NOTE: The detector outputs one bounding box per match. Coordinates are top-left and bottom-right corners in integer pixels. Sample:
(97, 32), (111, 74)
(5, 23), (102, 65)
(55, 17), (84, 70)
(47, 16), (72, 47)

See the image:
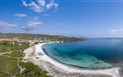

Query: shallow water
(42, 39), (123, 69)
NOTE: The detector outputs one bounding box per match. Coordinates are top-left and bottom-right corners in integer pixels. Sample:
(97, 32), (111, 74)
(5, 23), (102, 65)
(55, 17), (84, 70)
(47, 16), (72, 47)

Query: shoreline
(35, 43), (120, 77)
(23, 43), (121, 77)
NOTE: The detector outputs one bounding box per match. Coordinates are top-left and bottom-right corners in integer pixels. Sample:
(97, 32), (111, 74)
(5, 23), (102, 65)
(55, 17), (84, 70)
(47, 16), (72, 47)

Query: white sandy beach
(23, 43), (122, 77)
(33, 43), (120, 77)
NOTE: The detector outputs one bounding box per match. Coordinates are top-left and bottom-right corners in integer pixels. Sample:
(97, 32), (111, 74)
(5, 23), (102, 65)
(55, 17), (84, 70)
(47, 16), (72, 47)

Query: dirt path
(0, 51), (12, 55)
(17, 58), (25, 74)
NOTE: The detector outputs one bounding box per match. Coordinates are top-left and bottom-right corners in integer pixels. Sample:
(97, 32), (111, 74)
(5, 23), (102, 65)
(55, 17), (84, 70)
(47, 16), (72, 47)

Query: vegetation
(0, 56), (19, 77)
(0, 33), (85, 77)
(0, 41), (13, 53)
(0, 33), (84, 42)
(0, 41), (52, 77)
(17, 62), (52, 77)
(0, 41), (29, 54)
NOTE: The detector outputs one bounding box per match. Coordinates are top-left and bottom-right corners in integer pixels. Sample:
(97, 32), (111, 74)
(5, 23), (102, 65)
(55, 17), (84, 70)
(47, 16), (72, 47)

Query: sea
(42, 39), (123, 69)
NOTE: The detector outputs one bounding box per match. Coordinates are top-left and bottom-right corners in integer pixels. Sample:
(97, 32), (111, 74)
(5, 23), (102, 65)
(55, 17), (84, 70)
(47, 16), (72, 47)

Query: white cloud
(22, 18), (42, 30)
(53, 3), (59, 9)
(46, 0), (58, 10)
(22, 0), (59, 13)
(38, 0), (46, 7)
(111, 29), (123, 34)
(15, 14), (27, 17)
(22, 0), (28, 6)
(0, 21), (18, 29)
(29, 1), (44, 13)
(46, 0), (54, 9)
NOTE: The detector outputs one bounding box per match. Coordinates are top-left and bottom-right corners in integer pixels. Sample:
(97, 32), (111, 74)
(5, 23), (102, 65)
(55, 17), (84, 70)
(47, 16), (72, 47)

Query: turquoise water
(42, 39), (123, 69)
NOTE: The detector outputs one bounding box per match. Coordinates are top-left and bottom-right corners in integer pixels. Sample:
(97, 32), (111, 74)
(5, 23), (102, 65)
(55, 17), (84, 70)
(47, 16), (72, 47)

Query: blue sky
(0, 0), (123, 37)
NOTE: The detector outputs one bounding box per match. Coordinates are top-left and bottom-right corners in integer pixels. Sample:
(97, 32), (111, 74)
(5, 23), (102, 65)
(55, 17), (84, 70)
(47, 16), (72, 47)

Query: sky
(0, 0), (123, 37)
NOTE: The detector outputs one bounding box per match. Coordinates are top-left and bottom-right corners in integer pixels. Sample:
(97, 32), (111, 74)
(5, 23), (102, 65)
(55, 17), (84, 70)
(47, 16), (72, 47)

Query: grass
(18, 62), (52, 77)
(0, 56), (19, 77)
(0, 72), (10, 77)
(0, 45), (13, 53)
(10, 50), (24, 57)
(0, 41), (52, 77)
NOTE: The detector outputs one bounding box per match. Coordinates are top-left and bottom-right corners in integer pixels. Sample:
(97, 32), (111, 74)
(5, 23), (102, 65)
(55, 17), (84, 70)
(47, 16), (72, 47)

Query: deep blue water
(42, 39), (123, 69)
